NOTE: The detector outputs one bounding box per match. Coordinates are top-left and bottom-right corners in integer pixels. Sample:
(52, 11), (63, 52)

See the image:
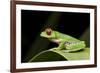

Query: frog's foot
(49, 47), (61, 51)
(61, 50), (71, 53)
(62, 49), (84, 53)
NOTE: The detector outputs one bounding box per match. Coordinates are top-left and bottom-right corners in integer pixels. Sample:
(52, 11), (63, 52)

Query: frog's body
(40, 29), (86, 52)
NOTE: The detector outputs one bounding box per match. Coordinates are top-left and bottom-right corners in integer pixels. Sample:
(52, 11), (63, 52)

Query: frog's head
(40, 28), (55, 39)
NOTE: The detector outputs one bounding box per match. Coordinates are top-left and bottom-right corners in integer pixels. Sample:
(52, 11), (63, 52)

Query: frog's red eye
(45, 28), (52, 35)
(46, 30), (51, 35)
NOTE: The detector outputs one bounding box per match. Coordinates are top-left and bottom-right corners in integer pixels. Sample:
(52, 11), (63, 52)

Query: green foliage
(29, 48), (90, 62)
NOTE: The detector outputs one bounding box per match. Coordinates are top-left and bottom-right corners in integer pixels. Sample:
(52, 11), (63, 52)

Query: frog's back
(54, 31), (80, 42)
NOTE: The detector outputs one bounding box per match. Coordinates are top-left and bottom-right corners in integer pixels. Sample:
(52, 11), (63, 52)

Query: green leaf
(52, 48), (90, 60)
(29, 50), (67, 62)
(29, 48), (90, 62)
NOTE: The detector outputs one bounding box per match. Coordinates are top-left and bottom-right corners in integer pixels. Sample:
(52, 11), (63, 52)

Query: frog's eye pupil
(45, 28), (52, 35)
(46, 30), (51, 35)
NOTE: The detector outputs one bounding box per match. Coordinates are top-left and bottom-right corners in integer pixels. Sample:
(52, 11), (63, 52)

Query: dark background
(21, 10), (90, 62)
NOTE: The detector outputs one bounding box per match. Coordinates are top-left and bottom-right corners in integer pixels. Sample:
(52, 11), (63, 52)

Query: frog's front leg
(50, 40), (66, 50)
(63, 41), (86, 52)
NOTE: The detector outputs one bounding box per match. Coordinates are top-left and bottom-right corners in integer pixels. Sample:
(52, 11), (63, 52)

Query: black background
(21, 10), (90, 62)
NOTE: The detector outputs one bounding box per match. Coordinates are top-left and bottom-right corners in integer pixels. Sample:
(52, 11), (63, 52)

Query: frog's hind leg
(64, 41), (86, 52)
